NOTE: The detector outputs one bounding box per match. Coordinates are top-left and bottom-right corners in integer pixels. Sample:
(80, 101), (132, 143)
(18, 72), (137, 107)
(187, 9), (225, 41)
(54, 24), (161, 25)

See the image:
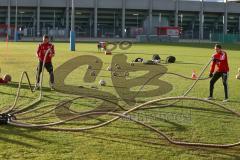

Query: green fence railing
(211, 33), (240, 43)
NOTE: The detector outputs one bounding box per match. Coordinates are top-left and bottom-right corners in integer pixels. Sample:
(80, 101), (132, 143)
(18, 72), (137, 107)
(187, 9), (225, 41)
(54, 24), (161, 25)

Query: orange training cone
(192, 70), (198, 80)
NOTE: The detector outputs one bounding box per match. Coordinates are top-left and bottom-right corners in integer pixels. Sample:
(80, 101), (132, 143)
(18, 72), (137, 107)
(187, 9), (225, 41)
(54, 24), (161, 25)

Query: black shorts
(37, 61), (53, 73)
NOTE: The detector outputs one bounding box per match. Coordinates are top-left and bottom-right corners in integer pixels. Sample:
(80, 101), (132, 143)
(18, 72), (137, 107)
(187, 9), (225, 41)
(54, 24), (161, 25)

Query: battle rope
(8, 97), (240, 148)
(0, 48), (52, 116)
(140, 58), (212, 109)
(1, 55), (240, 148)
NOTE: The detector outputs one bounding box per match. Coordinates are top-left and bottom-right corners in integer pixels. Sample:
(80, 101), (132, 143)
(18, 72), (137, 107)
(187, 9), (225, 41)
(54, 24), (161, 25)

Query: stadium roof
(183, 0), (223, 1)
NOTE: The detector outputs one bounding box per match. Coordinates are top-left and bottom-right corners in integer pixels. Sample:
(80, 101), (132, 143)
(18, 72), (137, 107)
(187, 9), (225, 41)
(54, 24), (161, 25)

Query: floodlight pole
(53, 10), (56, 39)
(239, 16), (240, 33)
(66, 0), (70, 39)
(14, 0), (18, 42)
(121, 0), (126, 38)
(199, 0), (204, 41)
(37, 0), (40, 37)
(149, 0), (153, 35)
(223, 0), (228, 35)
(137, 15), (139, 29)
(180, 14), (183, 29)
(174, 0), (179, 27)
(94, 0), (98, 38)
(70, 0), (75, 51)
(89, 13), (92, 38)
(159, 13), (162, 27)
(113, 11), (116, 37)
(7, 0), (11, 37)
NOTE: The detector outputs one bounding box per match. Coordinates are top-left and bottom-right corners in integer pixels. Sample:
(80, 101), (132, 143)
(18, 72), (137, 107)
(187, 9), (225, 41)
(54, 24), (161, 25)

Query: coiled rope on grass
(1, 55), (240, 148)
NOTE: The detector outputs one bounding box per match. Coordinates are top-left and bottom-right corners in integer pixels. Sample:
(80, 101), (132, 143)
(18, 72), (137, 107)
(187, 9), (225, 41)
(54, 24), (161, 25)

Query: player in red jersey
(207, 44), (229, 102)
(35, 35), (55, 90)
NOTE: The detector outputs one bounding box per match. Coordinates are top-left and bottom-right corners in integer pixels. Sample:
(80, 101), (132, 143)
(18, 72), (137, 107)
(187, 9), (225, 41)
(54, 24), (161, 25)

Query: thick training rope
(6, 69), (209, 119)
(140, 58), (212, 109)
(1, 56), (240, 149)
(9, 109), (240, 148)
(8, 95), (240, 148)
(7, 96), (240, 148)
(1, 48), (52, 115)
(1, 72), (34, 114)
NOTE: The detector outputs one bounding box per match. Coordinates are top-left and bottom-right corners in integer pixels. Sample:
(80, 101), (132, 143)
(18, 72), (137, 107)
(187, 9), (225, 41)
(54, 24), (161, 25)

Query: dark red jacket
(0, 78), (7, 84)
(37, 42), (55, 63)
(210, 51), (229, 74)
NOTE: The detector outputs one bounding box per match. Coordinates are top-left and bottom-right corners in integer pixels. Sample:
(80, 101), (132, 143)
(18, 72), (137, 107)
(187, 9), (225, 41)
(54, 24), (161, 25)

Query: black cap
(43, 35), (49, 39)
(215, 44), (222, 49)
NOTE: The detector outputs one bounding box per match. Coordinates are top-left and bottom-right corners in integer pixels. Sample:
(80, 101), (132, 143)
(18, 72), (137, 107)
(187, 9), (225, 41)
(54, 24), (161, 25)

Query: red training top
(37, 42), (55, 63)
(210, 51), (229, 74)
(0, 78), (7, 84)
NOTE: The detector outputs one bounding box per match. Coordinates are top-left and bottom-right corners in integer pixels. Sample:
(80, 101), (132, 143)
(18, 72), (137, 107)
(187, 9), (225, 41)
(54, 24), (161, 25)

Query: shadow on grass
(0, 137), (36, 148)
(8, 82), (51, 92)
(0, 91), (34, 100)
(0, 127), (53, 148)
(149, 103), (233, 116)
(81, 129), (240, 159)
(175, 61), (203, 65)
(82, 130), (169, 149)
(113, 121), (186, 132)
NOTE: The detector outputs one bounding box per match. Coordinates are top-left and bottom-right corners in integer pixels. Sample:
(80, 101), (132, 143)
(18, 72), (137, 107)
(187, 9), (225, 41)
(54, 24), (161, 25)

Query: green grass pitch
(0, 42), (240, 160)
